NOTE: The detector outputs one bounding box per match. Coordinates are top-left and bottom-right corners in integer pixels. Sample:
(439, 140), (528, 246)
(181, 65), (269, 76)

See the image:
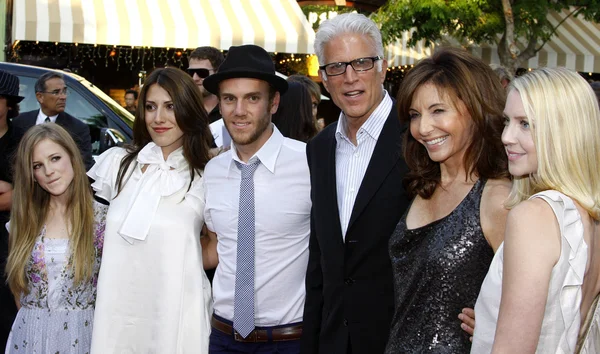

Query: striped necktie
(233, 159), (260, 338)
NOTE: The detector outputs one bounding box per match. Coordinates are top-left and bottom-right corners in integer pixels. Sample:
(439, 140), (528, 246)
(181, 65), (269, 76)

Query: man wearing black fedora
(0, 69), (25, 351)
(201, 44), (311, 353)
(12, 72), (94, 170)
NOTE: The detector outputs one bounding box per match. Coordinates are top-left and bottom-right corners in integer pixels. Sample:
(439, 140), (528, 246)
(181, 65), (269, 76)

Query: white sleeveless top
(471, 190), (588, 353)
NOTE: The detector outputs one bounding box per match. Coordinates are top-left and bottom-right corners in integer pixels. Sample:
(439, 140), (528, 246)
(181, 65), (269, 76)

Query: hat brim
(204, 70), (288, 96)
(0, 94), (24, 103)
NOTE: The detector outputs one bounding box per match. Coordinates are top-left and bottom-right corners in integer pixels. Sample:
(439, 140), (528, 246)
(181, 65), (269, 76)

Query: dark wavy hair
(116, 67), (212, 193)
(398, 47), (509, 199)
(272, 81), (318, 142)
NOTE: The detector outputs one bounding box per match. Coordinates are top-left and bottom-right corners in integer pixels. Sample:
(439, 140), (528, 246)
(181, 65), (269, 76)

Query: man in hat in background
(0, 69), (25, 350)
(12, 72), (94, 170)
(201, 44), (311, 353)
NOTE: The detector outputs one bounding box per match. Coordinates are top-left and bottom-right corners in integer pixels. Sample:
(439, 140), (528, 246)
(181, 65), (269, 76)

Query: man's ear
(270, 91), (281, 114)
(35, 92), (43, 105)
(319, 70), (330, 93)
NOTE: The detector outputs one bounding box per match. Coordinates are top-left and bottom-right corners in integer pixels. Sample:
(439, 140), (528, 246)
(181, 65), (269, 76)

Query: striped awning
(384, 31), (433, 68)
(12, 0), (316, 54)
(457, 8), (600, 73)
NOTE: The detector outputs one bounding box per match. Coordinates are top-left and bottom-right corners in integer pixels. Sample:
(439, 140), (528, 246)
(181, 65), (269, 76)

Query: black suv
(0, 62), (134, 156)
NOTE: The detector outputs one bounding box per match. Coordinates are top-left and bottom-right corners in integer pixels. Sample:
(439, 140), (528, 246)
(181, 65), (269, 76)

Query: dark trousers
(209, 315), (301, 354)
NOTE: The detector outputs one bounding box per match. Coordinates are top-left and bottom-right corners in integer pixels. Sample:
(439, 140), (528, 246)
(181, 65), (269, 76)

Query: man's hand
(458, 307), (475, 342)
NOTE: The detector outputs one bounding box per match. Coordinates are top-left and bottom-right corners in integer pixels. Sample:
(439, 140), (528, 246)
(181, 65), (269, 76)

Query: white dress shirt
(209, 118), (232, 149)
(204, 125), (311, 326)
(36, 110), (58, 125)
(335, 91), (392, 239)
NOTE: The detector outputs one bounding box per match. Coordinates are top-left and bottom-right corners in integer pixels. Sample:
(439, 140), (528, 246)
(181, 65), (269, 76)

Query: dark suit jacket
(12, 110), (94, 170)
(301, 102), (410, 354)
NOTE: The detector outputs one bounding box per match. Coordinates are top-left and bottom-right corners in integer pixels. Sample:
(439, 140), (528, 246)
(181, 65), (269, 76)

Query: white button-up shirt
(36, 110), (58, 125)
(204, 125), (311, 326)
(335, 91), (392, 239)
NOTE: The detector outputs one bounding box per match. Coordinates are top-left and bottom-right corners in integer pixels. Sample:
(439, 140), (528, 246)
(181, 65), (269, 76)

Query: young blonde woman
(471, 67), (600, 353)
(5, 123), (107, 353)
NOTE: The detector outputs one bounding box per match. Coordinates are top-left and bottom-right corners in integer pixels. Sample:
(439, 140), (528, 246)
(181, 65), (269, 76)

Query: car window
(17, 76), (39, 112)
(16, 75), (109, 155)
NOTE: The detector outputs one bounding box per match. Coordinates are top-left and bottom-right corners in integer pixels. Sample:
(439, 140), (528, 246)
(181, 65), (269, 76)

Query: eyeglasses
(187, 68), (211, 79)
(319, 56), (383, 76)
(40, 88), (68, 96)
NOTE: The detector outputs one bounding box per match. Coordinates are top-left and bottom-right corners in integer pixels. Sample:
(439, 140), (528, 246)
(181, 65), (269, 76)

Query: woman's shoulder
(482, 178), (512, 200)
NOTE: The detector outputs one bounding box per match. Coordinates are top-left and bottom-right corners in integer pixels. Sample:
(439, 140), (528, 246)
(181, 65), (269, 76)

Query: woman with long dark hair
(88, 67), (214, 353)
(272, 81), (317, 142)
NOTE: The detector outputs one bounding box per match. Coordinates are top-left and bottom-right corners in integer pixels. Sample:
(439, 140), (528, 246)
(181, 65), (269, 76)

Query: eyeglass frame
(38, 87), (68, 96)
(319, 56), (384, 77)
(187, 68), (213, 79)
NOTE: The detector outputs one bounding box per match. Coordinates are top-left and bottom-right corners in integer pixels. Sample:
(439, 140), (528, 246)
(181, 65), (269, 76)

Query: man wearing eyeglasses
(300, 13), (410, 354)
(12, 72), (94, 170)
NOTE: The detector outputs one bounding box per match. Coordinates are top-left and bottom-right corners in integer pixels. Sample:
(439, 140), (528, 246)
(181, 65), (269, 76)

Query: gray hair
(314, 13), (384, 66)
(489, 64), (513, 83)
(35, 72), (64, 93)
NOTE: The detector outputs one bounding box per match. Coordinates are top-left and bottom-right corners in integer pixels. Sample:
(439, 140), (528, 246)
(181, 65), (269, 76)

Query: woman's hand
(458, 307), (475, 342)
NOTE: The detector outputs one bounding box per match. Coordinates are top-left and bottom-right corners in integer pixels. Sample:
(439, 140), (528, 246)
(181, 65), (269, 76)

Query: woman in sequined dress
(4, 123), (107, 353)
(469, 68), (600, 353)
(384, 47), (511, 353)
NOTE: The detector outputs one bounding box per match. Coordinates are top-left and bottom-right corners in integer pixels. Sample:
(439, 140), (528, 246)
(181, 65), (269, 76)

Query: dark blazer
(301, 102), (411, 354)
(12, 109), (94, 170)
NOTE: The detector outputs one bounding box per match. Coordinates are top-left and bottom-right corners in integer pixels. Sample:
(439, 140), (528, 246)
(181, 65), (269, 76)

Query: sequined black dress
(385, 179), (493, 353)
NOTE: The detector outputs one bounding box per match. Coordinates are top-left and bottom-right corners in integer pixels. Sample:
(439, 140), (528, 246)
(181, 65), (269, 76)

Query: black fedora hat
(203, 45), (288, 95)
(0, 70), (24, 102)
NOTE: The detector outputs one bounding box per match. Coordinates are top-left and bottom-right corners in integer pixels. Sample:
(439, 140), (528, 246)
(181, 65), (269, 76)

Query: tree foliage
(373, 0), (600, 73)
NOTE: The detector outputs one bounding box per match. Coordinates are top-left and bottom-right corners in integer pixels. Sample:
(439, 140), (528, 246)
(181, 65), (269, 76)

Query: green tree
(373, 0), (600, 73)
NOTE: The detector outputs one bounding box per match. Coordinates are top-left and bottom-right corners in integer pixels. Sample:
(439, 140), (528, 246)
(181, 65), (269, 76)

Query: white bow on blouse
(118, 142), (187, 243)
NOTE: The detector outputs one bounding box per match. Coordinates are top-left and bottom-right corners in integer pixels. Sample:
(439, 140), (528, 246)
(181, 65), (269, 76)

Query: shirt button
(343, 319), (349, 326)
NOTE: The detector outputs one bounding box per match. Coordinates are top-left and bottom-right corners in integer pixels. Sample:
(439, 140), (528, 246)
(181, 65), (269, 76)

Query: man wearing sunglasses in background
(188, 46), (231, 149)
(12, 72), (94, 170)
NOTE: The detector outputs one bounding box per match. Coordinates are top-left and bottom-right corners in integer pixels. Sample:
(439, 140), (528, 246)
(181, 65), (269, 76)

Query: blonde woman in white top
(470, 67), (600, 353)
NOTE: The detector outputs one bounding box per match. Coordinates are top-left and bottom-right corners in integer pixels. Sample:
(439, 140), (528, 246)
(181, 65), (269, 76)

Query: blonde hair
(505, 67), (600, 220)
(6, 123), (95, 295)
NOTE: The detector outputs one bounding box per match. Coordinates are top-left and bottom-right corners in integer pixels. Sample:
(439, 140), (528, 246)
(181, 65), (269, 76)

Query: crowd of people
(0, 11), (599, 354)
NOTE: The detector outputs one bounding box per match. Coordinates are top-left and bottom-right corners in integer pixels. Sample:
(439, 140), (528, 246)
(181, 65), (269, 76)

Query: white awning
(384, 31), (433, 68)
(456, 8), (600, 73)
(13, 0), (316, 54)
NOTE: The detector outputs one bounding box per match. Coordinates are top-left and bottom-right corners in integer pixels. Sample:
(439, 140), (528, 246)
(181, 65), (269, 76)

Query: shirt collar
(37, 109), (59, 124)
(227, 124), (283, 177)
(335, 90), (392, 143)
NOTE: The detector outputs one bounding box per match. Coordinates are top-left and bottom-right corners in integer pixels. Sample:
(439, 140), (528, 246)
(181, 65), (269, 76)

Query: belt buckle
(234, 330), (257, 342)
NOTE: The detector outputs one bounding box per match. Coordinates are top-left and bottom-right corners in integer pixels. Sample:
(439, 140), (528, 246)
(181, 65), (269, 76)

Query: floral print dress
(5, 202), (108, 354)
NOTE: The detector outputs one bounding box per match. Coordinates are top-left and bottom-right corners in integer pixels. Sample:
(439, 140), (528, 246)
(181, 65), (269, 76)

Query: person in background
(5, 123), (108, 353)
(470, 67), (600, 354)
(490, 64), (513, 90)
(89, 67), (213, 353)
(272, 81), (318, 142)
(0, 69), (24, 351)
(123, 89), (138, 115)
(202, 44), (311, 353)
(188, 46), (225, 124)
(288, 74), (322, 130)
(384, 46), (511, 353)
(12, 72), (94, 170)
(301, 13), (411, 354)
